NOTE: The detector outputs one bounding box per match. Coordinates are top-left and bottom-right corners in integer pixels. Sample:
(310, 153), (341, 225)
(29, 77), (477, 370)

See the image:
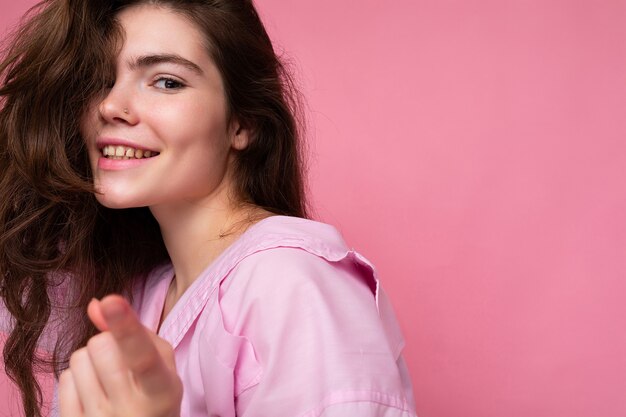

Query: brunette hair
(0, 1), (307, 416)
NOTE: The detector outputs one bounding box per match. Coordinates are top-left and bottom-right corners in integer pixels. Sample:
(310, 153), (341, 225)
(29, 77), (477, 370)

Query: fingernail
(102, 300), (126, 324)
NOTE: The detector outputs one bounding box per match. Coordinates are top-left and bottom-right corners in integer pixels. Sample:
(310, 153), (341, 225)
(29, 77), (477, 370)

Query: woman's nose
(98, 84), (138, 125)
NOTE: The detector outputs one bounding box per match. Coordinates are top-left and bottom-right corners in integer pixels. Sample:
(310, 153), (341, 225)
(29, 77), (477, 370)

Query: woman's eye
(154, 77), (184, 90)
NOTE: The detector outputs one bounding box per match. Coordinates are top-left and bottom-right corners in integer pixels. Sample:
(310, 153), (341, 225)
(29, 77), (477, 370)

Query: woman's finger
(90, 297), (177, 373)
(68, 347), (111, 416)
(98, 294), (176, 396)
(86, 331), (133, 405)
(87, 298), (108, 332)
(58, 370), (84, 417)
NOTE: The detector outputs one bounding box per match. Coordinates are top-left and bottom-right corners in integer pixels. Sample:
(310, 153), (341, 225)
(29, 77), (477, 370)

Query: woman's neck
(149, 187), (268, 304)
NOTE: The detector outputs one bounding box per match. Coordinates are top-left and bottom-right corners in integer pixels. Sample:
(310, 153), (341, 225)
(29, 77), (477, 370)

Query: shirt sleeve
(217, 247), (417, 417)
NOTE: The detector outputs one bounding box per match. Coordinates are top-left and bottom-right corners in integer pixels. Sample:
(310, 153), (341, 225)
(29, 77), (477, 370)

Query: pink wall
(2, 1), (626, 416)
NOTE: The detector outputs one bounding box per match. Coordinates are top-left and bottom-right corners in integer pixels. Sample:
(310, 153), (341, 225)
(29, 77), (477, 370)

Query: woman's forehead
(114, 4), (208, 63)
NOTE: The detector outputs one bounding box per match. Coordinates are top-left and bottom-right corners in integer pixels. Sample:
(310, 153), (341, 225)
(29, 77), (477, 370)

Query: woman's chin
(94, 190), (146, 210)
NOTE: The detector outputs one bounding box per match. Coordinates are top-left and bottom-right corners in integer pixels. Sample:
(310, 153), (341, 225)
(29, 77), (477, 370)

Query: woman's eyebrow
(127, 53), (204, 75)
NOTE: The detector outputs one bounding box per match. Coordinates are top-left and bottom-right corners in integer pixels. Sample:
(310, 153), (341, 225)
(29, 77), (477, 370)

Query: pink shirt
(53, 216), (417, 417)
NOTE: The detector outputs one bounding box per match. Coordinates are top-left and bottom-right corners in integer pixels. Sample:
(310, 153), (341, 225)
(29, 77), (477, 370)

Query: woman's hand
(59, 295), (183, 417)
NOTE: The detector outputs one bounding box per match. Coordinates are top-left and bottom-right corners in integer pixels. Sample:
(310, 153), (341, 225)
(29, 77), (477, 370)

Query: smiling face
(81, 4), (248, 210)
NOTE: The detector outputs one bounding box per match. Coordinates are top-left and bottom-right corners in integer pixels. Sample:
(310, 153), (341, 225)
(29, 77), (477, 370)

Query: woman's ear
(230, 120), (251, 151)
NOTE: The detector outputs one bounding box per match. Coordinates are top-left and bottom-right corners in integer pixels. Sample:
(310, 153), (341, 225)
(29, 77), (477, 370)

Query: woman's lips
(97, 152), (158, 170)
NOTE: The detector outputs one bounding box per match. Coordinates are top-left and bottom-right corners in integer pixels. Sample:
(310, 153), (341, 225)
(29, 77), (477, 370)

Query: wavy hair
(0, 1), (307, 416)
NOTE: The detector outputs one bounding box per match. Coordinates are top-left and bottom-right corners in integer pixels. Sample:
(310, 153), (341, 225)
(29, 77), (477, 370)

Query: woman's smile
(95, 136), (161, 170)
(100, 145), (158, 160)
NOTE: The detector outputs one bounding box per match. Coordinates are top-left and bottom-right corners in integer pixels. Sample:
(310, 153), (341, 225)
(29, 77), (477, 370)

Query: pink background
(2, 1), (626, 416)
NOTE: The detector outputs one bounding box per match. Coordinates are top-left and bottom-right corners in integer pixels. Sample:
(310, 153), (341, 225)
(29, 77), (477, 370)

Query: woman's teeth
(101, 145), (158, 160)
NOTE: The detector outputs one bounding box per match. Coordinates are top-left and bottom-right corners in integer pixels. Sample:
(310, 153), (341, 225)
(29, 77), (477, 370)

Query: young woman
(0, 1), (417, 416)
